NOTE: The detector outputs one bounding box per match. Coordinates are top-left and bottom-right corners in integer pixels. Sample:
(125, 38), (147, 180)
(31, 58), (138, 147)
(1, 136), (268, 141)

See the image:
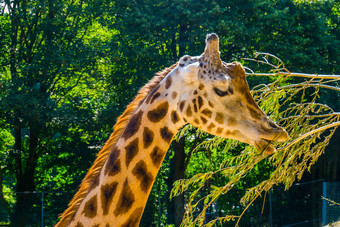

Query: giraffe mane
(56, 63), (178, 226)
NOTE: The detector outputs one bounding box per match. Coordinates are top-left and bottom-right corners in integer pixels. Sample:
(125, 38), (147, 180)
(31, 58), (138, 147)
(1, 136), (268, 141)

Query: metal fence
(0, 191), (74, 227)
(323, 182), (340, 226)
(0, 181), (339, 227)
(267, 180), (340, 227)
(270, 180), (324, 227)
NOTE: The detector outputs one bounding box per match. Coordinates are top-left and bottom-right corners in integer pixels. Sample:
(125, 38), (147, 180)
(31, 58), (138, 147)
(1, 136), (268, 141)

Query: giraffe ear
(180, 62), (199, 84)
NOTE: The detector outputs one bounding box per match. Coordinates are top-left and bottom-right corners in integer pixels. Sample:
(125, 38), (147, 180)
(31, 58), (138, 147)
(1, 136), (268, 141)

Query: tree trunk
(172, 29), (189, 226)
(11, 121), (39, 227)
(11, 157), (38, 227)
(178, 24), (186, 58)
(0, 163), (4, 202)
(0, 161), (10, 217)
(172, 136), (185, 227)
(11, 120), (27, 227)
(170, 33), (177, 60)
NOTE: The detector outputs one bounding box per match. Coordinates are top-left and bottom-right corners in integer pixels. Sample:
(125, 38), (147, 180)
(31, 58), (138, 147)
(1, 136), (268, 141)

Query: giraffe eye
(214, 87), (229, 97)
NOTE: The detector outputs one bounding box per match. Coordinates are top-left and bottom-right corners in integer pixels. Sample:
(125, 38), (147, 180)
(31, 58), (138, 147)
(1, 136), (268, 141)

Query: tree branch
(278, 121), (340, 152)
(279, 82), (340, 92)
(247, 72), (340, 80)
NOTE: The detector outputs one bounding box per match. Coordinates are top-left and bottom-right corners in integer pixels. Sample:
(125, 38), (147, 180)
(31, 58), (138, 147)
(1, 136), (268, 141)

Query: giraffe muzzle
(257, 127), (289, 154)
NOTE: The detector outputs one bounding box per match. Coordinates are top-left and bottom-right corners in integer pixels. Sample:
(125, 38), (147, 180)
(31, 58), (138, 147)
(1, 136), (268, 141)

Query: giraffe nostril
(268, 120), (279, 129)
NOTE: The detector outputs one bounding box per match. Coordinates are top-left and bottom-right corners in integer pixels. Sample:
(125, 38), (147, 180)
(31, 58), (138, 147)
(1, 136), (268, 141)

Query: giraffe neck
(66, 68), (184, 226)
(57, 33), (290, 226)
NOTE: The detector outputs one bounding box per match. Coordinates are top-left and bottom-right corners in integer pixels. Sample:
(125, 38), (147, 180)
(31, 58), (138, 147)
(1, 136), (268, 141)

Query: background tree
(0, 0), (339, 226)
(0, 0), (113, 225)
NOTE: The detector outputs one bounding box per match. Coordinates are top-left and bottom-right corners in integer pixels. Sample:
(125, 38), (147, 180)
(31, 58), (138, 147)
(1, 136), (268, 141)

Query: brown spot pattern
(227, 117), (237, 126)
(172, 91), (178, 99)
(105, 147), (121, 176)
(199, 83), (205, 90)
(194, 118), (199, 125)
(121, 207), (144, 227)
(143, 127), (154, 149)
(193, 100), (198, 113)
(75, 222), (84, 227)
(202, 108), (212, 118)
(207, 123), (216, 131)
(179, 100), (185, 112)
(200, 117), (207, 124)
(160, 127), (174, 143)
(186, 105), (192, 117)
(147, 102), (169, 122)
(165, 76), (172, 89)
(215, 112), (224, 124)
(150, 92), (161, 104)
(216, 127), (223, 134)
(248, 105), (262, 120)
(132, 160), (154, 193)
(82, 195), (97, 218)
(150, 146), (165, 168)
(101, 182), (118, 215)
(145, 84), (160, 104)
(198, 96), (203, 109)
(171, 110), (179, 124)
(91, 175), (100, 189)
(114, 180), (135, 216)
(125, 138), (139, 167)
(231, 130), (240, 137)
(122, 110), (143, 140)
(208, 101), (214, 108)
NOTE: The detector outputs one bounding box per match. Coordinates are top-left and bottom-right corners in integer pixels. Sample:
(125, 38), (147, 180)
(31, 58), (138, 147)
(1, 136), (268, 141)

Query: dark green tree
(0, 0), (111, 225)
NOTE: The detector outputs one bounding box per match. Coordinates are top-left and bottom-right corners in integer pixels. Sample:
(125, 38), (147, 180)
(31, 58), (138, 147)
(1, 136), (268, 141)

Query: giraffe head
(176, 33), (288, 154)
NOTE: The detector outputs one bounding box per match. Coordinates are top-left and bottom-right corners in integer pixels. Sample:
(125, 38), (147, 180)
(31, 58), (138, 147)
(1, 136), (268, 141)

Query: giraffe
(56, 33), (288, 227)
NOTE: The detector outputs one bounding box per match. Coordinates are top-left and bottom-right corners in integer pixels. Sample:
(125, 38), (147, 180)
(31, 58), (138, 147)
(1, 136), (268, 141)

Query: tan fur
(55, 63), (178, 226)
(55, 34), (289, 227)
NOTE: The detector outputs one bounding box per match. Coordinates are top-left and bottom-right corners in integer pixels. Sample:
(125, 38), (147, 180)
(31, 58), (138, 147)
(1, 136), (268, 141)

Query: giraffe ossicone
(56, 33), (288, 227)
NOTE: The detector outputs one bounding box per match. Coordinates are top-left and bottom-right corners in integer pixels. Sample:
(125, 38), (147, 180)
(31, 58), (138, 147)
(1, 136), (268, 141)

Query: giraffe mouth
(256, 139), (276, 155)
(255, 128), (289, 155)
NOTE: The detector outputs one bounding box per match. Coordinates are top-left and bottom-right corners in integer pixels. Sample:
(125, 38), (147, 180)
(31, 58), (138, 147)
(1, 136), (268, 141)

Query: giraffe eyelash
(214, 87), (229, 97)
